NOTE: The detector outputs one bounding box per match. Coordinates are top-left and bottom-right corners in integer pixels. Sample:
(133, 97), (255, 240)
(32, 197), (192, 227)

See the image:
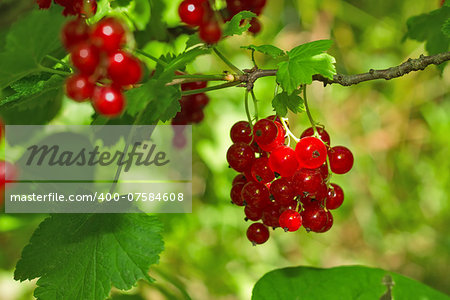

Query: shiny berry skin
(65, 74), (95, 102)
(318, 210), (333, 233)
(199, 21), (222, 44)
(245, 205), (262, 221)
(178, 0), (208, 26)
(230, 183), (245, 206)
(250, 157), (274, 183)
(270, 177), (296, 205)
(248, 18), (262, 34)
(269, 146), (299, 178)
(292, 168), (326, 198)
(300, 127), (331, 146)
(241, 181), (270, 208)
(226, 142), (255, 172)
(70, 42), (100, 75)
(253, 119), (278, 146)
(232, 173), (247, 185)
(246, 223), (269, 245)
(325, 183), (344, 210)
(259, 121), (285, 152)
(279, 209), (302, 232)
(92, 86), (125, 117)
(295, 136), (327, 169)
(262, 204), (281, 228)
(301, 206), (329, 232)
(328, 146), (354, 174)
(0, 160), (17, 188)
(107, 51), (142, 86)
(91, 17), (126, 53)
(61, 18), (90, 50)
(230, 121), (252, 144)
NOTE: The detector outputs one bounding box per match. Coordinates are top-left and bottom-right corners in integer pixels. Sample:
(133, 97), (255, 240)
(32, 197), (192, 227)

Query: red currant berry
(318, 210), (333, 233)
(107, 51), (143, 86)
(230, 121), (252, 144)
(279, 209), (302, 232)
(328, 146), (354, 174)
(230, 183), (245, 206)
(244, 205), (262, 221)
(92, 86), (125, 117)
(299, 195), (322, 209)
(70, 41), (100, 75)
(181, 80), (207, 91)
(199, 21), (222, 44)
(91, 17), (126, 53)
(178, 0), (208, 26)
(270, 177), (296, 205)
(253, 119), (278, 146)
(259, 121), (285, 152)
(61, 18), (90, 50)
(241, 181), (270, 208)
(292, 168), (326, 198)
(190, 110), (205, 123)
(261, 204), (281, 228)
(301, 206), (329, 232)
(295, 136), (327, 169)
(232, 173), (248, 185)
(300, 127), (331, 146)
(269, 146), (299, 178)
(226, 142), (255, 172)
(246, 223), (269, 245)
(188, 93), (209, 110)
(0, 160), (17, 188)
(250, 157), (274, 183)
(226, 0), (246, 15)
(325, 183), (344, 210)
(65, 74), (95, 102)
(248, 18), (262, 34)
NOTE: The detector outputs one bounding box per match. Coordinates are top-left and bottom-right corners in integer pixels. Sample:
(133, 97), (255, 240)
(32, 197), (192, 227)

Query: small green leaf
(242, 45), (286, 59)
(272, 91), (304, 117)
(252, 265), (450, 300)
(442, 18), (450, 38)
(444, 0), (450, 7)
(15, 214), (164, 300)
(276, 40), (336, 94)
(223, 11), (257, 37)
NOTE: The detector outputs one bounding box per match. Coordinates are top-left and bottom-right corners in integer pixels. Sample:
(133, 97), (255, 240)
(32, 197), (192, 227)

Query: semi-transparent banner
(3, 125), (192, 213)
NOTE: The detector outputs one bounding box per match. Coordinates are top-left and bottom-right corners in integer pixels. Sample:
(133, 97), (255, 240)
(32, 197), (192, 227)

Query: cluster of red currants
(37, 0), (97, 17)
(178, 0), (267, 44)
(171, 81), (210, 148)
(227, 116), (354, 245)
(62, 17), (143, 118)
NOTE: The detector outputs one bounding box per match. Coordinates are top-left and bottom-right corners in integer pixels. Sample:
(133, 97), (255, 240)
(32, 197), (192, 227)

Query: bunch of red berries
(62, 17), (143, 118)
(171, 81), (210, 148)
(37, 0), (97, 17)
(227, 116), (354, 245)
(224, 0), (267, 34)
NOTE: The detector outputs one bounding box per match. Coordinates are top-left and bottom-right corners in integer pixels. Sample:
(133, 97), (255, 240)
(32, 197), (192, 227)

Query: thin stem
(250, 90), (259, 121)
(45, 55), (72, 70)
(181, 81), (240, 96)
(135, 49), (168, 67)
(213, 47), (243, 75)
(173, 74), (226, 80)
(244, 90), (253, 130)
(251, 50), (258, 68)
(38, 65), (71, 76)
(303, 86), (318, 135)
(281, 117), (299, 143)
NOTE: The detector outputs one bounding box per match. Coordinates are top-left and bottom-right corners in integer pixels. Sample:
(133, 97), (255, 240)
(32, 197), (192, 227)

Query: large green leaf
(276, 40), (336, 94)
(252, 265), (450, 300)
(15, 214), (164, 300)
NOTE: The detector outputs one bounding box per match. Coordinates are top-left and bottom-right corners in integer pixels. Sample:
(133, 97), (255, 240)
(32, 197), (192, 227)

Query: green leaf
(405, 7), (450, 56)
(276, 40), (336, 94)
(242, 45), (286, 59)
(444, 0), (450, 7)
(272, 91), (304, 117)
(134, 0), (169, 47)
(223, 11), (257, 37)
(15, 214), (164, 300)
(442, 18), (450, 38)
(0, 6), (66, 89)
(252, 265), (450, 300)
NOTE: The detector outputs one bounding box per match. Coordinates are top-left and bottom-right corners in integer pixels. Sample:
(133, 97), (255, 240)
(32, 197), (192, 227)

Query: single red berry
(325, 183), (344, 210)
(107, 51), (143, 86)
(259, 121), (285, 152)
(295, 136), (327, 169)
(300, 127), (331, 146)
(301, 206), (329, 232)
(246, 223), (269, 245)
(279, 209), (302, 232)
(65, 74), (95, 102)
(270, 177), (296, 205)
(279, 199), (298, 212)
(248, 18), (262, 34)
(261, 204), (281, 228)
(232, 173), (248, 185)
(226, 0), (246, 15)
(91, 17), (126, 53)
(230, 183), (245, 206)
(230, 121), (252, 144)
(299, 195), (322, 209)
(70, 41), (100, 75)
(188, 93), (209, 110)
(328, 146), (354, 174)
(199, 21), (222, 44)
(292, 168), (326, 198)
(244, 205), (262, 221)
(253, 119), (278, 146)
(178, 0), (208, 26)
(181, 80), (207, 91)
(92, 86), (125, 117)
(0, 160), (17, 188)
(61, 18), (90, 50)
(226, 142), (255, 172)
(318, 210), (333, 233)
(269, 146), (299, 178)
(190, 110), (205, 123)
(250, 157), (275, 183)
(241, 181), (270, 208)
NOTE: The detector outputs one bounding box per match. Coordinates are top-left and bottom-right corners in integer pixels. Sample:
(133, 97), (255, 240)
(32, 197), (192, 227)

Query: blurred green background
(0, 0), (449, 299)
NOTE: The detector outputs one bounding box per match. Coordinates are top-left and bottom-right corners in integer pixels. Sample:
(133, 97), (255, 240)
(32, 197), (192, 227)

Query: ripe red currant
(259, 121), (285, 152)
(188, 93), (209, 110)
(246, 223), (269, 245)
(262, 204), (281, 228)
(91, 17), (126, 53)
(301, 206), (329, 232)
(270, 177), (296, 205)
(253, 119), (278, 146)
(279, 209), (302, 232)
(230, 183), (245, 206)
(241, 181), (270, 208)
(70, 41), (100, 75)
(268, 146), (299, 178)
(300, 126), (331, 146)
(248, 18), (262, 34)
(325, 183), (344, 210)
(250, 157), (275, 183)
(92, 86), (125, 117)
(178, 0), (209, 26)
(199, 21), (222, 44)
(245, 205), (262, 221)
(328, 146), (354, 174)
(230, 121), (252, 144)
(292, 168), (326, 198)
(107, 51), (143, 86)
(65, 74), (95, 102)
(295, 136), (327, 169)
(226, 142), (255, 172)
(232, 173), (248, 185)
(61, 18), (90, 50)
(318, 210), (333, 233)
